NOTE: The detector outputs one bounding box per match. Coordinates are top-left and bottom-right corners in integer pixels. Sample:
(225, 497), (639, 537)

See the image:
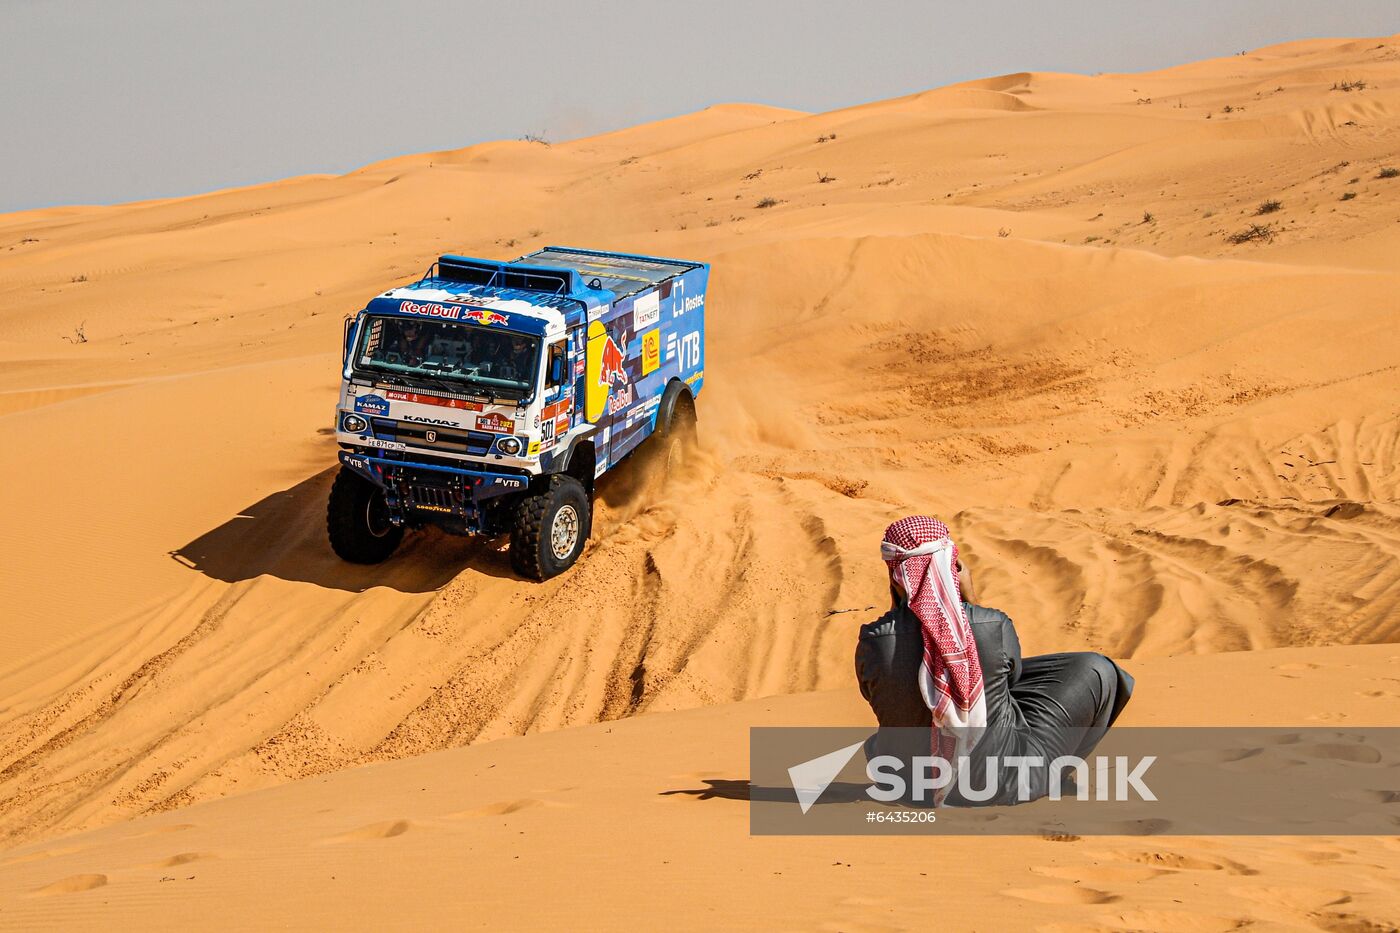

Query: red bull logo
(463, 307), (510, 327)
(597, 333), (626, 388)
(585, 320), (629, 422)
(398, 300), (463, 320)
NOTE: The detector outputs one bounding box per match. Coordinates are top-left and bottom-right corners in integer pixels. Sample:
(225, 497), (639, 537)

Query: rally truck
(328, 246), (707, 579)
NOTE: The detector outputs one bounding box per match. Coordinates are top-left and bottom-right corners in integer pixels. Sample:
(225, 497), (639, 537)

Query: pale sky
(2, 0), (1395, 212)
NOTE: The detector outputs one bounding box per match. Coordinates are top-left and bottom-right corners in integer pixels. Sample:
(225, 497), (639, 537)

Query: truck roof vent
(437, 255), (575, 295)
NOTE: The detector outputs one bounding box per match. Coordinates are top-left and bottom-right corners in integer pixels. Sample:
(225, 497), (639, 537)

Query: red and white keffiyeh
(881, 516), (987, 802)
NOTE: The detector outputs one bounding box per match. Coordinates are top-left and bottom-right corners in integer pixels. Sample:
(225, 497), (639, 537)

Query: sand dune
(2, 645), (1399, 930)
(3, 32), (1400, 928)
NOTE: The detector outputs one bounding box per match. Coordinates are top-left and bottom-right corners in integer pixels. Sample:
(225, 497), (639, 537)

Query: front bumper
(339, 450), (528, 532)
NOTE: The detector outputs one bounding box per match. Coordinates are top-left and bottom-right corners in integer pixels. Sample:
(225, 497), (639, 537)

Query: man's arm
(1001, 613), (1023, 685)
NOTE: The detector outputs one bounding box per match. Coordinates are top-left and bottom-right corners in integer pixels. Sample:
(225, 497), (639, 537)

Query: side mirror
(342, 316), (355, 366)
(549, 352), (565, 386)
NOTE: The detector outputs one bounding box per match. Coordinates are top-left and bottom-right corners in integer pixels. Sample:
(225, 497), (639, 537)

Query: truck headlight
(342, 413), (369, 433)
(496, 436), (522, 456)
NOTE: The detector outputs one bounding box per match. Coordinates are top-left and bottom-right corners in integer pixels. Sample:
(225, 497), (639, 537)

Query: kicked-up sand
(2, 32), (1400, 930)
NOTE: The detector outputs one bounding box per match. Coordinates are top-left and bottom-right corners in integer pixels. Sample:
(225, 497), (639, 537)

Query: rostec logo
(399, 301), (463, 320)
(463, 308), (510, 327)
(673, 292), (704, 318)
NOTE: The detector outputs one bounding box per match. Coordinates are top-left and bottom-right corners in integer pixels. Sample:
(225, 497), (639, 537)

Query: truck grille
(371, 418), (494, 456)
(408, 483), (456, 512)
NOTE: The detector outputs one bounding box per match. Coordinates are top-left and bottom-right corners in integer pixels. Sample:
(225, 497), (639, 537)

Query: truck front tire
(510, 475), (591, 580)
(327, 467), (404, 564)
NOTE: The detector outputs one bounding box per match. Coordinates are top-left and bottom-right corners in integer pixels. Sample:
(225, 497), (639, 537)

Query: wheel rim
(550, 504), (580, 560)
(365, 493), (394, 538)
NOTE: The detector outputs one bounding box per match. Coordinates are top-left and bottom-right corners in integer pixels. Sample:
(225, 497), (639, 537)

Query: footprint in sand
(1295, 743), (1383, 764)
(128, 823), (196, 840)
(143, 852), (215, 869)
(1031, 863), (1168, 884)
(33, 873), (108, 896)
(1227, 884), (1351, 912)
(1114, 850), (1257, 875)
(2, 844), (88, 867)
(325, 819), (415, 843)
(1330, 789), (1400, 804)
(1004, 884), (1118, 905)
(450, 798), (561, 818)
(1112, 908), (1251, 933)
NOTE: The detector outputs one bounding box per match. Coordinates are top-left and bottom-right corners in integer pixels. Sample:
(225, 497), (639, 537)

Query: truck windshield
(354, 315), (540, 400)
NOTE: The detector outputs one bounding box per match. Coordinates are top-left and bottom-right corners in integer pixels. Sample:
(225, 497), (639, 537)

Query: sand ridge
(2, 31), (1400, 930)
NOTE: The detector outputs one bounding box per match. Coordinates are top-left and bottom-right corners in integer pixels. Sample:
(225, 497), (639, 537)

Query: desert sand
(2, 33), (1399, 930)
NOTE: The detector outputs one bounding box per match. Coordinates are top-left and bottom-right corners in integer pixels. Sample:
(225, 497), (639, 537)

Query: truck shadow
(169, 468), (518, 593)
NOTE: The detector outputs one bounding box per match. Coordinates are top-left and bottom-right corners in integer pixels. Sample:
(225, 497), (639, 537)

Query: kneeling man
(855, 515), (1133, 805)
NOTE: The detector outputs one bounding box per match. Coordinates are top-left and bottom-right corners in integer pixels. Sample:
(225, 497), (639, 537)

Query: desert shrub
(1226, 223), (1274, 244)
(755, 197), (779, 209)
(1341, 191), (1357, 201)
(1255, 200), (1282, 214)
(1378, 167), (1399, 179)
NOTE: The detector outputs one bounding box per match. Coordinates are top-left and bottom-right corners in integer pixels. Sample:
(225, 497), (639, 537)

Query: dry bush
(1226, 223), (1274, 245)
(1255, 200), (1282, 215)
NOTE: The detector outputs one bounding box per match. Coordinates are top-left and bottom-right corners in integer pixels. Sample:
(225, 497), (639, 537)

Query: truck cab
(329, 247), (707, 579)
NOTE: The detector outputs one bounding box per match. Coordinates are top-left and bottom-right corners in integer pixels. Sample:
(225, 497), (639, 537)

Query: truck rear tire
(327, 467), (404, 564)
(510, 475), (591, 580)
(654, 383), (697, 473)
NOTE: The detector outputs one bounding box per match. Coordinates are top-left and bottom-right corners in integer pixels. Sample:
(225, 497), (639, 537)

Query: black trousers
(946, 651), (1135, 806)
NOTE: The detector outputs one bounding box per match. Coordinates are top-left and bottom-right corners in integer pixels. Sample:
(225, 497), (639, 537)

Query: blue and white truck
(329, 246), (707, 579)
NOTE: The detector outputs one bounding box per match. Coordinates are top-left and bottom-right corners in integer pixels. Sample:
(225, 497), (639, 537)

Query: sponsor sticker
(354, 395), (390, 416)
(399, 301), (463, 320)
(462, 308), (510, 327)
(672, 292), (704, 318)
(642, 330), (660, 375)
(633, 292), (660, 330)
(678, 331), (701, 370)
(527, 439), (541, 456)
(607, 383), (635, 415)
(491, 476), (524, 489)
(385, 390), (483, 412)
(476, 412), (516, 434)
